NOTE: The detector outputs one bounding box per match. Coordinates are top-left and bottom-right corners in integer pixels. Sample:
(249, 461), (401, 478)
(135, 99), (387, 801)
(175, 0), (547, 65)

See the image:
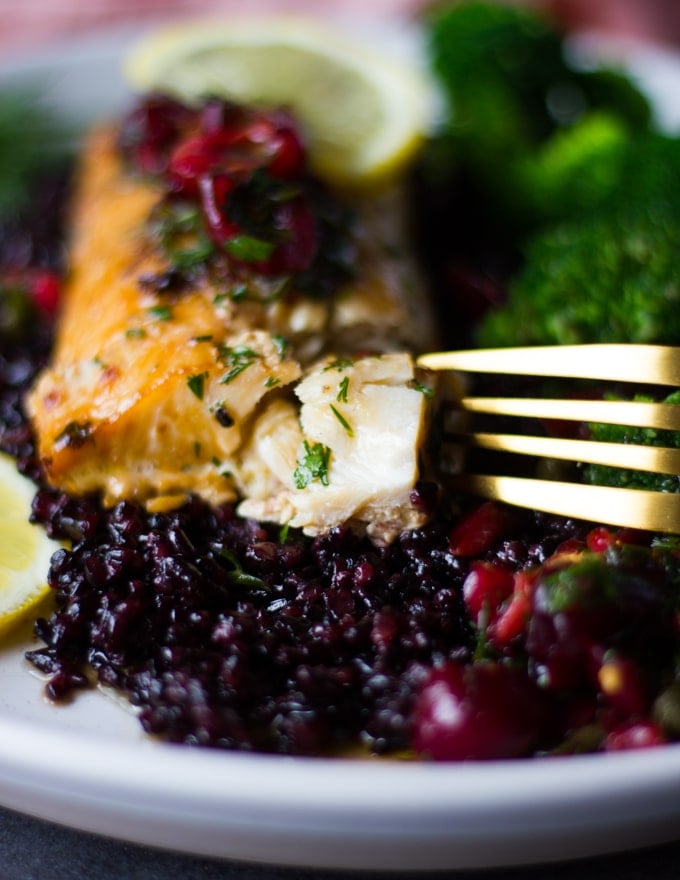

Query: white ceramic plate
(0, 20), (680, 873)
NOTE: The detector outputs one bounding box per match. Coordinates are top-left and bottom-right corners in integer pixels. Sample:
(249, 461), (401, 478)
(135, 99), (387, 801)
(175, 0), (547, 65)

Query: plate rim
(0, 20), (679, 871)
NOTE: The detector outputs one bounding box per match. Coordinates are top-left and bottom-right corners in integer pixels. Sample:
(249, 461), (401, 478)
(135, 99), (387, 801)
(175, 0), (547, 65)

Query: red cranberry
(30, 270), (61, 315)
(119, 94), (195, 175)
(586, 526), (649, 553)
(412, 662), (548, 760)
(449, 502), (511, 557)
(249, 110), (306, 178)
(167, 111), (305, 196)
(586, 527), (618, 553)
(603, 720), (667, 751)
(553, 538), (586, 555)
(490, 569), (534, 648)
(167, 131), (256, 196)
(462, 561), (514, 628)
(524, 548), (676, 700)
(197, 174), (239, 242)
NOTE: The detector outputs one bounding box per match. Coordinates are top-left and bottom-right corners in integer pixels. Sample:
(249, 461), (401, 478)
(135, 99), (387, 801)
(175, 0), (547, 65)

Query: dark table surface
(0, 807), (679, 880)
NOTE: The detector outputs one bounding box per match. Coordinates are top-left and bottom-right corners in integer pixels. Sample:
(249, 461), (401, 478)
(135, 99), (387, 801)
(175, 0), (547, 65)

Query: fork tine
(424, 344), (680, 530)
(461, 431), (680, 474)
(449, 474), (680, 533)
(461, 397), (680, 430)
(418, 345), (680, 386)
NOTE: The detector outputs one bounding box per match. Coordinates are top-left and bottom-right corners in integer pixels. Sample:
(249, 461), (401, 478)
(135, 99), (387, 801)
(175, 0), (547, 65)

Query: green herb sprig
(293, 441), (332, 489)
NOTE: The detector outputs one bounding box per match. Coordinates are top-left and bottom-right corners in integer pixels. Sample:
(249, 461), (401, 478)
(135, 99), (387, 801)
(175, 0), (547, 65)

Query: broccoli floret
(477, 130), (680, 347)
(424, 2), (651, 219)
(519, 121), (680, 227)
(610, 131), (680, 222)
(428, 2), (566, 153)
(515, 112), (630, 224)
(428, 2), (650, 144)
(582, 391), (680, 493)
(477, 210), (680, 347)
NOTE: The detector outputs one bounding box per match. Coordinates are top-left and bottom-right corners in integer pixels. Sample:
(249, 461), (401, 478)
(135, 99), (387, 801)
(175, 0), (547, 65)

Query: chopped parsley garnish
(187, 371), (209, 400)
(54, 421), (93, 451)
(217, 344), (261, 384)
(230, 283), (250, 301)
(293, 440), (332, 489)
(273, 335), (289, 358)
(323, 356), (355, 372)
(192, 334), (213, 343)
(329, 404), (354, 437)
(125, 327), (147, 340)
(219, 549), (270, 591)
(224, 234), (276, 263)
(152, 201), (215, 270)
(337, 376), (350, 403)
(410, 379), (435, 399)
(147, 304), (173, 322)
(170, 238), (214, 269)
(264, 376), (281, 389)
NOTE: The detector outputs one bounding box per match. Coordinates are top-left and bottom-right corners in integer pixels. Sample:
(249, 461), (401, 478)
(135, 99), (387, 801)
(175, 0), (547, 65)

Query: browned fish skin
(28, 119), (434, 516)
(28, 126), (301, 507)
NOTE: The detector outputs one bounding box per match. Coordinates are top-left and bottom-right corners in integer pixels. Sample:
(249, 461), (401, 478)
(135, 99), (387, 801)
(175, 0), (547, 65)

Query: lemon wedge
(124, 16), (433, 187)
(0, 453), (59, 638)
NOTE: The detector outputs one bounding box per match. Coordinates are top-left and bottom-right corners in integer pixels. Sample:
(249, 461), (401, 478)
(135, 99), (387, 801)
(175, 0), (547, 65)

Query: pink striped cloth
(0, 0), (678, 55)
(0, 0), (426, 55)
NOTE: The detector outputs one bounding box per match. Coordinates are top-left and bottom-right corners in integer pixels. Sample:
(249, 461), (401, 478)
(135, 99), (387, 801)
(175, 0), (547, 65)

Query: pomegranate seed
(30, 271), (61, 315)
(167, 133), (232, 196)
(265, 114), (306, 178)
(603, 720), (667, 751)
(586, 527), (617, 553)
(119, 94), (195, 175)
(198, 174), (239, 243)
(490, 570), (534, 647)
(449, 502), (509, 557)
(462, 561), (514, 627)
(553, 538), (586, 556)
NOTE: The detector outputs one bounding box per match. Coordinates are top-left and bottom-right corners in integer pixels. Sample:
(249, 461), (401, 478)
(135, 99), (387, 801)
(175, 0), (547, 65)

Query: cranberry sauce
(415, 509), (680, 759)
(118, 95), (355, 296)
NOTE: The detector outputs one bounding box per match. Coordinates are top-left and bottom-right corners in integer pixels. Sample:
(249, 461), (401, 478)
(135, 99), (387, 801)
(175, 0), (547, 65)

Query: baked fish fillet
(28, 122), (436, 535)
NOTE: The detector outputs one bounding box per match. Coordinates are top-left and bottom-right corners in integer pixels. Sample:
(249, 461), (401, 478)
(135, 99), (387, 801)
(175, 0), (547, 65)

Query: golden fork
(417, 344), (680, 533)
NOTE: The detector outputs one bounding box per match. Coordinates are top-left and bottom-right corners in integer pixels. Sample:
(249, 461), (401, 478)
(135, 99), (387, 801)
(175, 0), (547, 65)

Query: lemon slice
(124, 16), (433, 187)
(0, 453), (59, 638)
